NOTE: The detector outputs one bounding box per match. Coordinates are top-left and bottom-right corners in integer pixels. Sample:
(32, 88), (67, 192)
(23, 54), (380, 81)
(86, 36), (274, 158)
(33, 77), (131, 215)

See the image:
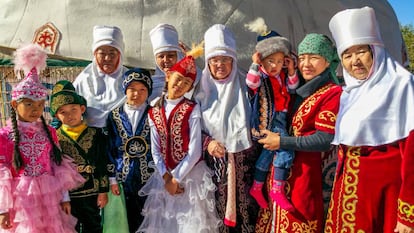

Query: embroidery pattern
(398, 199), (414, 223)
(112, 107), (151, 183)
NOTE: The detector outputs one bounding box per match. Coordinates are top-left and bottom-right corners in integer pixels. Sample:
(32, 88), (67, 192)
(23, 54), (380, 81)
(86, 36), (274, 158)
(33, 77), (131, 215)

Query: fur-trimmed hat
(50, 80), (86, 117)
(122, 68), (153, 95)
(255, 36), (291, 59)
(92, 25), (124, 54)
(12, 44), (48, 101)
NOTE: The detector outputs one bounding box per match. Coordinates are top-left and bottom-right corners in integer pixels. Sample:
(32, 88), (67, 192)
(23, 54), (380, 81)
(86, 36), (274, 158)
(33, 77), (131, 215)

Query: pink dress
(0, 120), (85, 233)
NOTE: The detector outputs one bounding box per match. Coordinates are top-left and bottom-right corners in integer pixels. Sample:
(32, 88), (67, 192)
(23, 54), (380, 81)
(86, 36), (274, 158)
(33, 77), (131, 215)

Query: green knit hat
(50, 80), (86, 117)
(298, 33), (339, 83)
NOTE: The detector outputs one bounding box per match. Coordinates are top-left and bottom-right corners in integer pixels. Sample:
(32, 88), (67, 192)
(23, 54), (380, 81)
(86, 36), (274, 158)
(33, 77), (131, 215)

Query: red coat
(256, 82), (342, 233)
(325, 130), (414, 232)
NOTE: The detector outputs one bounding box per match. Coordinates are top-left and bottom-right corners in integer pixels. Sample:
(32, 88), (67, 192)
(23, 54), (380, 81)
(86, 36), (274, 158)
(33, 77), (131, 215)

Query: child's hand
(252, 52), (262, 65)
(165, 178), (184, 195)
(207, 140), (226, 158)
(0, 212), (12, 229)
(97, 193), (108, 208)
(60, 201), (71, 215)
(111, 183), (120, 195)
(285, 55), (296, 76)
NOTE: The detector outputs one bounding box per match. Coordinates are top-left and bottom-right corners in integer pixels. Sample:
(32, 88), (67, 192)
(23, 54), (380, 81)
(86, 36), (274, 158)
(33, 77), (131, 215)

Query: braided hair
(40, 115), (62, 165)
(10, 107), (23, 169)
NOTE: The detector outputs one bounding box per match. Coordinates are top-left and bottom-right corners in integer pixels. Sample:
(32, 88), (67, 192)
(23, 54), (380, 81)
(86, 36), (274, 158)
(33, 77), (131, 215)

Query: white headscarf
(329, 7), (414, 146)
(194, 24), (252, 153)
(73, 25), (127, 128)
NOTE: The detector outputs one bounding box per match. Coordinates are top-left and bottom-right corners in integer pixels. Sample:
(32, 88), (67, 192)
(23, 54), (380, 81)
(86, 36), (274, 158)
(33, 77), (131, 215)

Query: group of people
(0, 5), (413, 233)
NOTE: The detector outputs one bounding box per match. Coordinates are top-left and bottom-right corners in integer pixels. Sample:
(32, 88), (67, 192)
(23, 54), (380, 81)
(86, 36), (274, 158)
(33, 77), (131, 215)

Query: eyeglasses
(208, 57), (233, 66)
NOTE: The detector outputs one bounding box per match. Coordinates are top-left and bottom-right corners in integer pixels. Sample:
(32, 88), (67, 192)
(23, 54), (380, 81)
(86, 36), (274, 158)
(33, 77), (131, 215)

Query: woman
(326, 7), (414, 233)
(194, 24), (259, 233)
(255, 33), (342, 233)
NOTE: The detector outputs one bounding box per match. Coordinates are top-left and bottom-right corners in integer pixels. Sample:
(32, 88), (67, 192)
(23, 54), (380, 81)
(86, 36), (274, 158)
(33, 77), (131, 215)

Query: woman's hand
(394, 221), (414, 233)
(97, 193), (108, 208)
(0, 212), (12, 229)
(207, 140), (226, 158)
(61, 201), (71, 214)
(258, 129), (281, 151)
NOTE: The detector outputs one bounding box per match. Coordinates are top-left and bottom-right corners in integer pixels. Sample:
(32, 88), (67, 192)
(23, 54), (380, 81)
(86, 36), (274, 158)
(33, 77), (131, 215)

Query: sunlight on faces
(156, 51), (178, 73)
(341, 45), (373, 80)
(126, 81), (149, 107)
(298, 54), (330, 81)
(208, 56), (233, 80)
(11, 98), (45, 123)
(166, 72), (193, 100)
(55, 104), (86, 127)
(94, 45), (120, 74)
(261, 52), (285, 77)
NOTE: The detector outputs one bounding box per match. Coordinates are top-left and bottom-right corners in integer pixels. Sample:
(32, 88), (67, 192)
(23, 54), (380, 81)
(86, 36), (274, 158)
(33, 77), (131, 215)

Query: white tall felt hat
(149, 23), (181, 55)
(329, 6), (384, 56)
(204, 24), (237, 60)
(92, 25), (125, 53)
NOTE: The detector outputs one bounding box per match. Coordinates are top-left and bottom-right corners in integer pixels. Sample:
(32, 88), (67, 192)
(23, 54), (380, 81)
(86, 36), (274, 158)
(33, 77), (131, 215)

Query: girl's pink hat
(12, 44), (49, 101)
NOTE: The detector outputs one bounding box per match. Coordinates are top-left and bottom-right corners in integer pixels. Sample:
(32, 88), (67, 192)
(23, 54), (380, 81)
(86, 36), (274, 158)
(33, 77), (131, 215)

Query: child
(0, 44), (84, 232)
(49, 79), (110, 233)
(106, 68), (154, 233)
(137, 44), (221, 233)
(245, 18), (299, 211)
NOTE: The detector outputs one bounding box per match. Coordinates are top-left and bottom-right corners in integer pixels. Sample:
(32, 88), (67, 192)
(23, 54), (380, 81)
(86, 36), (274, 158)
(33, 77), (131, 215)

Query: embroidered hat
(92, 25), (125, 53)
(170, 42), (204, 82)
(244, 17), (281, 42)
(12, 44), (48, 101)
(329, 6), (383, 56)
(255, 36), (291, 59)
(204, 24), (236, 60)
(49, 80), (87, 117)
(149, 23), (182, 56)
(122, 68), (153, 95)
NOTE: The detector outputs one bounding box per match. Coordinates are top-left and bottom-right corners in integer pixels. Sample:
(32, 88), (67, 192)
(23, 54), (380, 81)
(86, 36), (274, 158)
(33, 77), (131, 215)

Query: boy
(50, 80), (109, 233)
(106, 68), (154, 232)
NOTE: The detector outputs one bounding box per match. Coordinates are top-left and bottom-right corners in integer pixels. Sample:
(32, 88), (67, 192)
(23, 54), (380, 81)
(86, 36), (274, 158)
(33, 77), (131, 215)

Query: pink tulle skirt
(0, 157), (85, 233)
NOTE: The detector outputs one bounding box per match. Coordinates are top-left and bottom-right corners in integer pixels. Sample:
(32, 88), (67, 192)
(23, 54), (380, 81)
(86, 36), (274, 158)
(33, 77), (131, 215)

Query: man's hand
(61, 201), (71, 215)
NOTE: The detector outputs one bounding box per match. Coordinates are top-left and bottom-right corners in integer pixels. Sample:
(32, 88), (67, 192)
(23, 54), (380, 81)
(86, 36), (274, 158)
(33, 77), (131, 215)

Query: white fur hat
(255, 36), (290, 59)
(204, 24), (237, 60)
(92, 25), (124, 53)
(329, 6), (383, 56)
(149, 23), (181, 55)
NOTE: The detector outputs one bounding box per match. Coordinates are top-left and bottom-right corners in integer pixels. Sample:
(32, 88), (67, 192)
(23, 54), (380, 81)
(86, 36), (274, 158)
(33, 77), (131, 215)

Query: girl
(137, 43), (221, 233)
(0, 44), (84, 233)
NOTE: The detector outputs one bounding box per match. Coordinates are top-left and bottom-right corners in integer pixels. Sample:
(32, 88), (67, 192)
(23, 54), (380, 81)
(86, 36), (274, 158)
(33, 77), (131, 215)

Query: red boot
(249, 181), (268, 209)
(270, 180), (295, 212)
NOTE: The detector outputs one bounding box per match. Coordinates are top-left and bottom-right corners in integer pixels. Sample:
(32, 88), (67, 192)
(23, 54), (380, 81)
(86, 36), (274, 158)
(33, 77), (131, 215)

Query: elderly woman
(73, 25), (127, 128)
(194, 24), (259, 233)
(255, 33), (342, 233)
(325, 7), (414, 233)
